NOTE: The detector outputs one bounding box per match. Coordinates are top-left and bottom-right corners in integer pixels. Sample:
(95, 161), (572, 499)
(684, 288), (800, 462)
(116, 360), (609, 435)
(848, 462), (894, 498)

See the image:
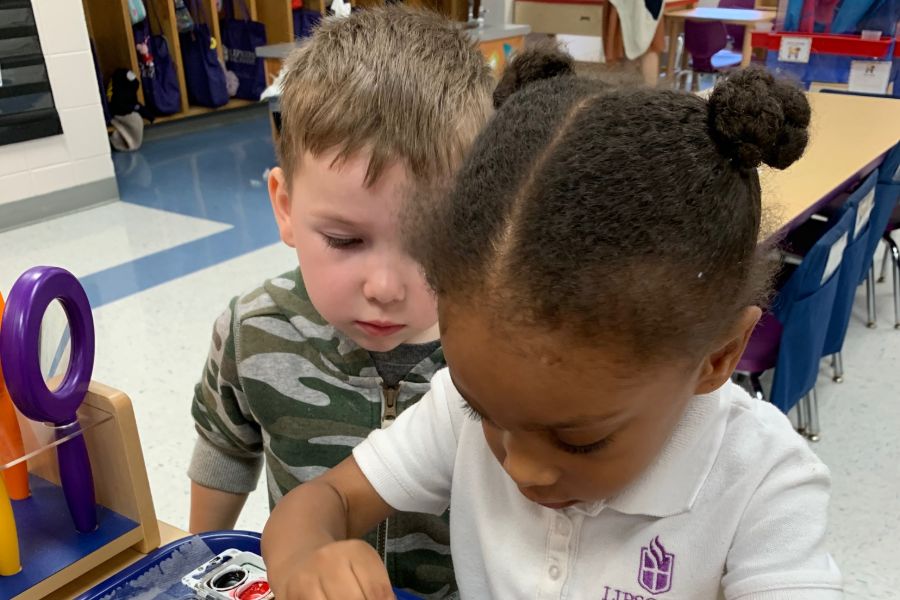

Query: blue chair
(821, 171), (879, 381)
(873, 143), (900, 328)
(816, 94), (900, 330)
(737, 206), (857, 440)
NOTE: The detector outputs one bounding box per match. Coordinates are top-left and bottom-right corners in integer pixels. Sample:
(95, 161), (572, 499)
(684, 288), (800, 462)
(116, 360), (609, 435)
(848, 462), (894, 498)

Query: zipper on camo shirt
(376, 383), (401, 562)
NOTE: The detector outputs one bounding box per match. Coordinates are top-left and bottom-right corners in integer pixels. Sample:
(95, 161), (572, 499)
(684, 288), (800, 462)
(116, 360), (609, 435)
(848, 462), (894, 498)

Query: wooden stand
(5, 383), (160, 600)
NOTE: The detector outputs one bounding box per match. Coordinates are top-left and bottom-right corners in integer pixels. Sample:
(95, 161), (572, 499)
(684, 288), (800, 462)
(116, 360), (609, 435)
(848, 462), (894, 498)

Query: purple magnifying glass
(0, 266), (97, 533)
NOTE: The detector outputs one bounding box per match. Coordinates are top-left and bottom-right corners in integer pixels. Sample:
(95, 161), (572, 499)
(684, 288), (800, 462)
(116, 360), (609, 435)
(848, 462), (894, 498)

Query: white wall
(483, 0), (514, 27)
(0, 0), (115, 207)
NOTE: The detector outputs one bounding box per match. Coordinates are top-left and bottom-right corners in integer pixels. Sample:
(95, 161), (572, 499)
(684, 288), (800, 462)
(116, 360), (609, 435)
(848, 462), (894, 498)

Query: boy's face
(268, 150), (439, 352)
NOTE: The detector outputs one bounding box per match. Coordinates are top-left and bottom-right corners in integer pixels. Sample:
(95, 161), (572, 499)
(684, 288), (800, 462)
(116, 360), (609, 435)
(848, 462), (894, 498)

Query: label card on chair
(855, 190), (876, 240)
(849, 60), (891, 94)
(822, 232), (849, 285)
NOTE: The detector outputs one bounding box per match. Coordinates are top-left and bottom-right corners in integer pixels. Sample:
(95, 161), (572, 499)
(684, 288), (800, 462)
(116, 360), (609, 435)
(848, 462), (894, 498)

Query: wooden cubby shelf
(82, 0), (466, 125)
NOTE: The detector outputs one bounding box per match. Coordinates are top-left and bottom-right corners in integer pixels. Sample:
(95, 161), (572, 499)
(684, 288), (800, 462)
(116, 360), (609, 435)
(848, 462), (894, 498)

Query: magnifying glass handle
(57, 429), (97, 533)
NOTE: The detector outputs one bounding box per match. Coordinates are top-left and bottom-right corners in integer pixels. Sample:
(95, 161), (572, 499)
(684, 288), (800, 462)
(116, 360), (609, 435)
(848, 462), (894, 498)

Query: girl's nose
(500, 432), (560, 489)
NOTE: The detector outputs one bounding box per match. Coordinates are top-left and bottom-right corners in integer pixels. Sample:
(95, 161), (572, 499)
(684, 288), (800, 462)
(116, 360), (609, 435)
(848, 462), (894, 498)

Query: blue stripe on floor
(84, 107), (280, 309)
(42, 107), (279, 378)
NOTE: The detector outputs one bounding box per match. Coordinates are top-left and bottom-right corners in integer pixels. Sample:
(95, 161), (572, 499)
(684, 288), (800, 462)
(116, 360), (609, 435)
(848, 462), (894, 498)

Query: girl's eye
(461, 402), (483, 422)
(323, 235), (363, 250)
(556, 435), (614, 455)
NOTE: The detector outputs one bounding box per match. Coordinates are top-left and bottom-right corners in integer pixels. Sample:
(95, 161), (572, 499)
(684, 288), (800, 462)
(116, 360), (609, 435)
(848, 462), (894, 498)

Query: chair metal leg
(887, 234), (900, 329)
(796, 395), (809, 435)
(879, 242), (890, 283)
(866, 263), (877, 328)
(805, 389), (821, 442)
(749, 373), (765, 402)
(893, 246), (900, 329)
(831, 353), (844, 383)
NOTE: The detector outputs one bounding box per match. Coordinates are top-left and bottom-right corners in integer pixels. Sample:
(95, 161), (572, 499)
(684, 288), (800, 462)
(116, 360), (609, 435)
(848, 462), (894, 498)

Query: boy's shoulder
(222, 269), (374, 376)
(230, 268), (328, 327)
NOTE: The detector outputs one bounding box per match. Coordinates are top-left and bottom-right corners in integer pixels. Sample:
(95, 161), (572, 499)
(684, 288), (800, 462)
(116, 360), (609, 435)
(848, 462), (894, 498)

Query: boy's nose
(363, 266), (405, 305)
(500, 432), (560, 489)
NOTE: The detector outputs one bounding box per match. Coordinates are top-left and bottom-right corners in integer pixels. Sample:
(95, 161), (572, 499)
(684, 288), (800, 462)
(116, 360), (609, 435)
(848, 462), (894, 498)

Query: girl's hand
(270, 539), (395, 600)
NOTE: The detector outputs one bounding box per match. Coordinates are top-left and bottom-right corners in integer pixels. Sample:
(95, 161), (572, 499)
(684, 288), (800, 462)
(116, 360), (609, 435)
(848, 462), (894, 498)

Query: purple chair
(719, 0), (755, 50)
(681, 4), (743, 88)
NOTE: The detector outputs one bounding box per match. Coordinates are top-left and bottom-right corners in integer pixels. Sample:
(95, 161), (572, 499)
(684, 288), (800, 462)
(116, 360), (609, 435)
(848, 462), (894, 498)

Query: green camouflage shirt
(189, 269), (454, 598)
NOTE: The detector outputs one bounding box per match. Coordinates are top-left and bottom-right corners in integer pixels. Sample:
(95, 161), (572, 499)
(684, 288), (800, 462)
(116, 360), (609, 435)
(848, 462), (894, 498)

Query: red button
(237, 580), (271, 600)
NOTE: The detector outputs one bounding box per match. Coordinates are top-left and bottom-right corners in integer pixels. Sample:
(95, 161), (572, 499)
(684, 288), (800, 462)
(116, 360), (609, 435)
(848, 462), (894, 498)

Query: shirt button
(549, 565), (561, 580)
(557, 518), (571, 536)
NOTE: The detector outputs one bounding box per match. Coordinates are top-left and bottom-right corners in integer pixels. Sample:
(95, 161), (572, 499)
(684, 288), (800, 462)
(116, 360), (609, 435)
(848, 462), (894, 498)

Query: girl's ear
(268, 167), (295, 248)
(693, 306), (761, 395)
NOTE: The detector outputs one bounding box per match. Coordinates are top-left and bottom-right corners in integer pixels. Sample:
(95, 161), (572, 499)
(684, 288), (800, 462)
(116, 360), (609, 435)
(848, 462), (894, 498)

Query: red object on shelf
(751, 31), (894, 59)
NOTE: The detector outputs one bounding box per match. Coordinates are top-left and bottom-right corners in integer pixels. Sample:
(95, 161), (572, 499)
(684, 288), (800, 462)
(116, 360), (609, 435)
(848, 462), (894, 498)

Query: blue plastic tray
(75, 530), (420, 599)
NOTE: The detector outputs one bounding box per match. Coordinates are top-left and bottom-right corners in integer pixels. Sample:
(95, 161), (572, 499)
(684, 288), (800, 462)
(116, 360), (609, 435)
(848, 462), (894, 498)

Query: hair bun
(492, 43), (575, 108)
(707, 68), (810, 170)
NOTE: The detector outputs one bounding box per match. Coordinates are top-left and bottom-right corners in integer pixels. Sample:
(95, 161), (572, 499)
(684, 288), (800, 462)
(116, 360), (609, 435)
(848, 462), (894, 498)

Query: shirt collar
(601, 383), (732, 518)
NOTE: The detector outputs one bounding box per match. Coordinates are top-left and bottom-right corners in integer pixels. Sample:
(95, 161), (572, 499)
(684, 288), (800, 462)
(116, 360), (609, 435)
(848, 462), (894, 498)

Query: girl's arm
(262, 456), (397, 600)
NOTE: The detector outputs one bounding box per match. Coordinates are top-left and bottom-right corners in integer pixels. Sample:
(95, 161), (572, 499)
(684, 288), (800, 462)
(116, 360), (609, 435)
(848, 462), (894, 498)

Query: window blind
(0, 0), (62, 146)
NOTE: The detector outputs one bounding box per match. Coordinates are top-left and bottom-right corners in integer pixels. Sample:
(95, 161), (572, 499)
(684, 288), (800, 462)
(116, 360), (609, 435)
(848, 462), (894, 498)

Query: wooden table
(43, 521), (190, 600)
(664, 8), (775, 81)
(762, 93), (900, 234)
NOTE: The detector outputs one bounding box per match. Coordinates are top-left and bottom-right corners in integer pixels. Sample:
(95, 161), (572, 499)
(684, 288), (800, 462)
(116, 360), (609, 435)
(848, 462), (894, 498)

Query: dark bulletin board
(0, 0), (63, 146)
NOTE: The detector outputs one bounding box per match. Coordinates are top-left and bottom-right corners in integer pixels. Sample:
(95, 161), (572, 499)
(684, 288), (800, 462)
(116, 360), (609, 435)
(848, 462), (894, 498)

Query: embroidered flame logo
(638, 536), (674, 595)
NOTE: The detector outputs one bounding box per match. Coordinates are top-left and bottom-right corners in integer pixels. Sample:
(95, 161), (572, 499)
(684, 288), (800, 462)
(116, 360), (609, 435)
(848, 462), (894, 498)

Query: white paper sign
(778, 37), (812, 63)
(848, 60), (891, 94)
(854, 189), (876, 239)
(822, 232), (848, 285)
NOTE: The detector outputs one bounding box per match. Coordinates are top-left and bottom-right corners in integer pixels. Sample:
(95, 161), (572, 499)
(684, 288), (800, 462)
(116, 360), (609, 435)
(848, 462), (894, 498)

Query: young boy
(187, 7), (494, 597)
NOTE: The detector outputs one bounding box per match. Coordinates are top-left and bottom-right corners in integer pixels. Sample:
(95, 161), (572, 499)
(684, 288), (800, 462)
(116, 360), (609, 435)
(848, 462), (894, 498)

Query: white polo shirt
(353, 369), (842, 600)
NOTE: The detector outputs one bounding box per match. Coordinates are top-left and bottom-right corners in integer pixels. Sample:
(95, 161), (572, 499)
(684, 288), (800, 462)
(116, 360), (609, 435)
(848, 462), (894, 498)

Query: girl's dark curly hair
(408, 47), (810, 360)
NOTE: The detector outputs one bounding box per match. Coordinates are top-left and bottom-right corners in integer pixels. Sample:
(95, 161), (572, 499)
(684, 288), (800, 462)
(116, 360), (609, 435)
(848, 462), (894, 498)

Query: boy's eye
(323, 234), (363, 250)
(555, 435), (614, 455)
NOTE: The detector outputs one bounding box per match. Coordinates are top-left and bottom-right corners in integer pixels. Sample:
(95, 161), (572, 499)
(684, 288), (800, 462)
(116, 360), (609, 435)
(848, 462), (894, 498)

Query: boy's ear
(694, 306), (761, 395)
(268, 167), (295, 248)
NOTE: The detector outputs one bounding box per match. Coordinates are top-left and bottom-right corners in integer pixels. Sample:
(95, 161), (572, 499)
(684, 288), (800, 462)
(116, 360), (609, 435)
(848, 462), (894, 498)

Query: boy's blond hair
(278, 6), (494, 187)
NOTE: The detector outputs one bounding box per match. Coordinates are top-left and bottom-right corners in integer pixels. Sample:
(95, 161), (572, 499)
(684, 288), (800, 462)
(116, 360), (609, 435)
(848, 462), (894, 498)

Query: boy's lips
(355, 320), (405, 337)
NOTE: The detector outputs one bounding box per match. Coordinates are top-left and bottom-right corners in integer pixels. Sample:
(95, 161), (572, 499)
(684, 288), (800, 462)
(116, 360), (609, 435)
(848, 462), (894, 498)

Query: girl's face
(440, 304), (749, 509)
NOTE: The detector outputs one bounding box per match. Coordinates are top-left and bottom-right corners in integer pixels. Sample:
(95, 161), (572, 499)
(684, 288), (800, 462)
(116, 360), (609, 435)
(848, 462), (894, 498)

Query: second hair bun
(707, 68), (811, 170)
(492, 43), (575, 109)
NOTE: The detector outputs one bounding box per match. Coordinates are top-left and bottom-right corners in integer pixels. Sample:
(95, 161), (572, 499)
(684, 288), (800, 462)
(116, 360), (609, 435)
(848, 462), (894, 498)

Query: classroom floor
(1, 106), (898, 598)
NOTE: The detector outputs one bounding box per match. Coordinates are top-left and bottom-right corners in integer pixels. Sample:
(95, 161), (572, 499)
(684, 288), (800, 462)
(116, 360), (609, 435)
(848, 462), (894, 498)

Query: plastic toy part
(0, 267), (98, 533)
(0, 475), (21, 576)
(0, 292), (30, 501)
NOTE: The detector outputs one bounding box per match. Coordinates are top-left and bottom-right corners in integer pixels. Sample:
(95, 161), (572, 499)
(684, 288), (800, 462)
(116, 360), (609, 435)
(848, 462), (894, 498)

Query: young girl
(262, 47), (842, 600)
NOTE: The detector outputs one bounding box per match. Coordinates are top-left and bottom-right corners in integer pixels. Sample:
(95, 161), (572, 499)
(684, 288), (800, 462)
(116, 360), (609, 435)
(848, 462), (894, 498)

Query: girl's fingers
(319, 560), (370, 600)
(351, 551), (396, 600)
